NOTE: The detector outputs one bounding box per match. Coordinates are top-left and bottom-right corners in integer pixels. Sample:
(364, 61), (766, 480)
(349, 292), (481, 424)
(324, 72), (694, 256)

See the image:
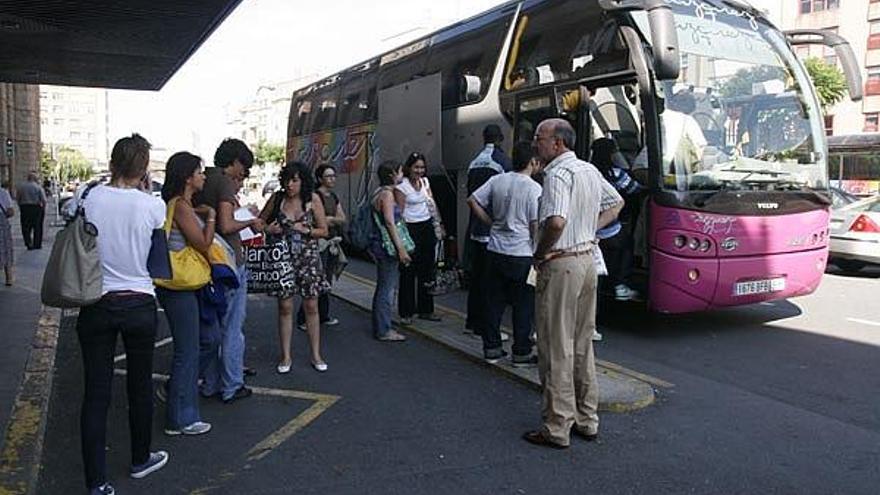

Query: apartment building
(39, 85), (110, 167)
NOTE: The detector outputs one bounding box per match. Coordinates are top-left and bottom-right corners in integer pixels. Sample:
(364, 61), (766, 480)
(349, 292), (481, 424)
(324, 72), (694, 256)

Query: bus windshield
(634, 0), (828, 194)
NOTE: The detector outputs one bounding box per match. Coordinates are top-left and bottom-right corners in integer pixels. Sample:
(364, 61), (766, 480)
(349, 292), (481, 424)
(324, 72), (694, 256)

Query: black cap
(483, 124), (504, 143)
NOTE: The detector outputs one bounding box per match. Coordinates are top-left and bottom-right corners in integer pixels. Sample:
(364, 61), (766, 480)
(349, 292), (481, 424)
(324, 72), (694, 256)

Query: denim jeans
(372, 255), (399, 338)
(483, 252), (534, 357)
(202, 265), (246, 400)
(76, 293), (157, 489)
(157, 288), (214, 429)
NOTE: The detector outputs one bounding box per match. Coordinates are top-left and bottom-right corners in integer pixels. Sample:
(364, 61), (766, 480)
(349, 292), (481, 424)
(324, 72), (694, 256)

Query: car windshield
(634, 0), (828, 193)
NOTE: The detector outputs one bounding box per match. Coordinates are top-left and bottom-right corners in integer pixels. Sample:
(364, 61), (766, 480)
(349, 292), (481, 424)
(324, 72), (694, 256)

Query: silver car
(829, 194), (880, 272)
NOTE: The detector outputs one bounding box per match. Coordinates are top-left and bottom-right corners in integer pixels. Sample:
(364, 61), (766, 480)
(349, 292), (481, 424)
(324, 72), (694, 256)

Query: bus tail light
(850, 215), (880, 233)
(687, 269), (700, 282)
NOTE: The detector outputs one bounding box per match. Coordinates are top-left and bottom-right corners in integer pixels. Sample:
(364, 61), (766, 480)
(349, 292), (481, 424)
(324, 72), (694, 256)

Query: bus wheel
(834, 259), (866, 273)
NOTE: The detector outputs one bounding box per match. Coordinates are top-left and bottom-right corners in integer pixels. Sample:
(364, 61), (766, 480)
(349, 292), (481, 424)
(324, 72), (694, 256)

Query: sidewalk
(0, 205), (62, 494)
(334, 258), (661, 412)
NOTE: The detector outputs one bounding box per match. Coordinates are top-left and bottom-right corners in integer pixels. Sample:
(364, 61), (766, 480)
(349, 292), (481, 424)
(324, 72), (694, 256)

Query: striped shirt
(538, 151), (622, 252)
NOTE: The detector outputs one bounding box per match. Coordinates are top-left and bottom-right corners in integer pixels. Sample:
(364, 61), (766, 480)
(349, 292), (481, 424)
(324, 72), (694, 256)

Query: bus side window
(424, 13), (511, 107)
(377, 49), (429, 91)
(338, 67), (379, 127)
(292, 99), (313, 136)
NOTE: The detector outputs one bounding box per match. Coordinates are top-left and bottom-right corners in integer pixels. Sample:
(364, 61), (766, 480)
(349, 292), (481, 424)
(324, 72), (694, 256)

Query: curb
(0, 306), (63, 495)
(332, 272), (658, 413)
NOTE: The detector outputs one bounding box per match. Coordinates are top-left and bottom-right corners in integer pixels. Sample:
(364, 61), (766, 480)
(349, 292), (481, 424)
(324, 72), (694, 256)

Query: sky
(107, 0), (509, 161)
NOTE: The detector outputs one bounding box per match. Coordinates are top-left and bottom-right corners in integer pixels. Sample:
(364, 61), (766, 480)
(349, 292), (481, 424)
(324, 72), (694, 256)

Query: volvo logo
(721, 237), (739, 252)
(757, 202), (779, 210)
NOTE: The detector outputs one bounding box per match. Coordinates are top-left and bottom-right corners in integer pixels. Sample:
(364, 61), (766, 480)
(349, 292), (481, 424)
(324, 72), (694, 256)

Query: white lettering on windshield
(691, 212), (738, 235)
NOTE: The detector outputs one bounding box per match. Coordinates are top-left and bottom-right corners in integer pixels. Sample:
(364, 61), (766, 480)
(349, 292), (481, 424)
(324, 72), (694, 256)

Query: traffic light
(4, 138), (11, 158)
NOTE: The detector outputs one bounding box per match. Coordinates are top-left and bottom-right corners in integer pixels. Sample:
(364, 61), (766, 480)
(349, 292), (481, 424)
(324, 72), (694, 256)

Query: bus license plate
(734, 278), (786, 297)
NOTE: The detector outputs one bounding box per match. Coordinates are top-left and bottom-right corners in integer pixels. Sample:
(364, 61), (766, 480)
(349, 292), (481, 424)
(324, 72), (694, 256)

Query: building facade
(226, 79), (310, 149)
(0, 83), (41, 188)
(768, 0), (880, 135)
(39, 85), (110, 167)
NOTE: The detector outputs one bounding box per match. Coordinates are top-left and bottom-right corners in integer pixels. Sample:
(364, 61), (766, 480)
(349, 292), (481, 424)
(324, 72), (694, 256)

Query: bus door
(513, 85), (593, 159)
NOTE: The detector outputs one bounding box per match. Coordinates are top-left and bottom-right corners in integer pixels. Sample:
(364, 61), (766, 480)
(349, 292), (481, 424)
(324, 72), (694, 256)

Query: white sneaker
(165, 421), (212, 436)
(591, 330), (603, 342)
(324, 318), (339, 326)
(500, 333), (510, 342)
(614, 284), (640, 301)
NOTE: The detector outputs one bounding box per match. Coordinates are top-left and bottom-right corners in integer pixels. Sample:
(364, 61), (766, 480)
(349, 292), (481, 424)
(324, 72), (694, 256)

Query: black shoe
(484, 349), (508, 364)
(571, 426), (599, 442)
(512, 354), (538, 368)
(243, 367), (257, 377)
(222, 386), (253, 404)
(418, 313), (442, 322)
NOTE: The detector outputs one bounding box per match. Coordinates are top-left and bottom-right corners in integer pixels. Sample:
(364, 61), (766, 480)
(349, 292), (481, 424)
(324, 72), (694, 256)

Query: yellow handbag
(153, 198), (211, 291)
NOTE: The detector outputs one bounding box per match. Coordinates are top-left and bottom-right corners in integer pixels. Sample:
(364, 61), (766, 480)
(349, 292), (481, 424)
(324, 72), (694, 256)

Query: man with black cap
(464, 124), (511, 339)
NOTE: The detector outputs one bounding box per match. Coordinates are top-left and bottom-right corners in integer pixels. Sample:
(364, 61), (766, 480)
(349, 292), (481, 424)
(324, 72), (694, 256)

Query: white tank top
(395, 178), (432, 223)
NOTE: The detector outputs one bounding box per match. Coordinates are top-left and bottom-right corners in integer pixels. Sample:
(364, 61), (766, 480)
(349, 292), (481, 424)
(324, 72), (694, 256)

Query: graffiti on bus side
(288, 124), (378, 174)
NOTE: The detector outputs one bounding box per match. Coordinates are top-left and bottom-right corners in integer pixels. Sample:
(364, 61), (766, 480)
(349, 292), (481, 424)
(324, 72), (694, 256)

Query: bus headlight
(688, 238), (700, 250)
(674, 235), (687, 248)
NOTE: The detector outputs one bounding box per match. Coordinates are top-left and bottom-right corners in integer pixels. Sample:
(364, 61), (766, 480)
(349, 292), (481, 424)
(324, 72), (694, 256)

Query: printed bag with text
(244, 238), (295, 294)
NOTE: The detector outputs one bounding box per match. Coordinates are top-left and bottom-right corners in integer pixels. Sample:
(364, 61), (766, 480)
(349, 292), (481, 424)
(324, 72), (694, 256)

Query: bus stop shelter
(0, 0), (244, 184)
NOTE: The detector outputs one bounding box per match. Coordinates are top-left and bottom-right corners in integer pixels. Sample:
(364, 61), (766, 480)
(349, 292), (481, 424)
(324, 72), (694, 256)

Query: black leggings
(398, 220), (436, 317)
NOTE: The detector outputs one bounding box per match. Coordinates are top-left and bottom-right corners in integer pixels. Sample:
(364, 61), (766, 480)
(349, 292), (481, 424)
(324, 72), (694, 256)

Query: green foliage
(719, 65), (787, 99)
(803, 57), (847, 111)
(42, 145), (94, 183)
(253, 140), (285, 166)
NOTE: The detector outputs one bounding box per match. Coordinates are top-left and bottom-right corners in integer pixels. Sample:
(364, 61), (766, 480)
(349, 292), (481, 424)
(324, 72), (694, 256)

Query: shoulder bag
(41, 183), (103, 308)
(153, 198), (211, 291)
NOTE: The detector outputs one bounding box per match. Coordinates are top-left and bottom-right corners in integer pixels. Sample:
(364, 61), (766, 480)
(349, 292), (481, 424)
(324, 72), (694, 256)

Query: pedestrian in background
(371, 161), (410, 342)
(394, 152), (442, 324)
(15, 171), (47, 250)
(467, 141), (542, 366)
(526, 119), (623, 449)
(156, 152), (216, 437)
(194, 138), (264, 404)
(75, 134), (169, 495)
(0, 181), (15, 286)
(464, 124), (510, 339)
(297, 163), (345, 328)
(260, 161), (330, 373)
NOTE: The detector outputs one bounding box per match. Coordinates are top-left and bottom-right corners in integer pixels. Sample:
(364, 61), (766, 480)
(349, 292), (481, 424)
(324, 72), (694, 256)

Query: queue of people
(65, 117), (633, 493)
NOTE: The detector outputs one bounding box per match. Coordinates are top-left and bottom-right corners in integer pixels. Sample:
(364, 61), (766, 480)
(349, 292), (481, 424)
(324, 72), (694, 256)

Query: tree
(45, 145), (94, 184)
(803, 57), (847, 111)
(719, 65), (787, 99)
(253, 139), (285, 166)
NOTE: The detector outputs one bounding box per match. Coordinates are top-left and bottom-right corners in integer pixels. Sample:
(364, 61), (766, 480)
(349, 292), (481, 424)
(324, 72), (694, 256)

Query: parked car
(829, 195), (880, 272)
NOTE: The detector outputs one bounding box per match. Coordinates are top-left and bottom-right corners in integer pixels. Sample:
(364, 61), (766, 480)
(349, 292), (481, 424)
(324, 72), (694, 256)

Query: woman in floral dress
(260, 161), (330, 373)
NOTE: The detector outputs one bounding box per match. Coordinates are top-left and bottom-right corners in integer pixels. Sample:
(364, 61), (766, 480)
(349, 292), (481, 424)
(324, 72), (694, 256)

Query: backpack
(349, 195), (377, 251)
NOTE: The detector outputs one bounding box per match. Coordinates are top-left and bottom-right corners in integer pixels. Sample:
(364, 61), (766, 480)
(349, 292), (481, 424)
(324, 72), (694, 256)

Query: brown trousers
(535, 254), (599, 445)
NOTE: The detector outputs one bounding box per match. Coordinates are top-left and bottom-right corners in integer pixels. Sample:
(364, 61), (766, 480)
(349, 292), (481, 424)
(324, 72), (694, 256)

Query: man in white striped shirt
(523, 119), (623, 449)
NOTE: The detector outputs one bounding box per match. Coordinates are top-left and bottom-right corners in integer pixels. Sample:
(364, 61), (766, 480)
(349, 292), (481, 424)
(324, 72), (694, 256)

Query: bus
(285, 0), (862, 313)
(828, 134), (880, 198)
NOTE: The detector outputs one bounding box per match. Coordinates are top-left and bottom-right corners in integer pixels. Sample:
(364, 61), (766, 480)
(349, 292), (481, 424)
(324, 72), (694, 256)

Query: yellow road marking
(110, 369), (340, 493)
(341, 271), (674, 389)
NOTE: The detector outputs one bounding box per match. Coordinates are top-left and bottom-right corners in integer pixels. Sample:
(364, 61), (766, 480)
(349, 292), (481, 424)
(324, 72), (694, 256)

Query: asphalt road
(35, 259), (879, 494)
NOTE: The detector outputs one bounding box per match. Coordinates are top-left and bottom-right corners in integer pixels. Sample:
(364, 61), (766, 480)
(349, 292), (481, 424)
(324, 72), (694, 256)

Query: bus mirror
(599, 0), (680, 81)
(785, 29), (864, 102)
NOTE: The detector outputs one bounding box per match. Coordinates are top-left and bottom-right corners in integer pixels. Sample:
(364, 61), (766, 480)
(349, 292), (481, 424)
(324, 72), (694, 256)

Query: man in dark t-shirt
(194, 138), (264, 404)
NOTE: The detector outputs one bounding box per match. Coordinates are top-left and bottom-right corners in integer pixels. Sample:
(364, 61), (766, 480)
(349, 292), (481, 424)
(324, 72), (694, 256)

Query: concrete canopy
(0, 0), (244, 90)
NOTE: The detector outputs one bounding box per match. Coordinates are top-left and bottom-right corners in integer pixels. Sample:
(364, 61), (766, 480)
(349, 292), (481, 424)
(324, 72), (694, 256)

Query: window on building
(40, 118), (47, 126)
(796, 45), (810, 60)
(52, 105), (63, 112)
(53, 118), (63, 126)
(801, 0), (839, 14)
(823, 115), (834, 136)
(70, 131), (81, 139)
(866, 67), (880, 95)
(864, 113), (879, 132)
(869, 22), (880, 50)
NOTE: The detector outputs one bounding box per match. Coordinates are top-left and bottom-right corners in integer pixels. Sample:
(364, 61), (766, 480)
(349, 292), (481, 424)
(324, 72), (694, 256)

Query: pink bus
(285, 0), (863, 313)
